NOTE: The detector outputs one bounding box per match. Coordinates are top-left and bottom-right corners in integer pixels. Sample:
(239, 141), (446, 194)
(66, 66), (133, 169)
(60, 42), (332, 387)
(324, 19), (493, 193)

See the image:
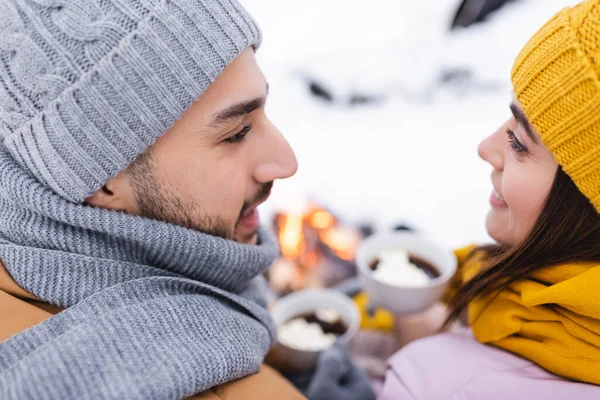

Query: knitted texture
(0, 146), (279, 399)
(0, 0), (261, 203)
(511, 0), (600, 212)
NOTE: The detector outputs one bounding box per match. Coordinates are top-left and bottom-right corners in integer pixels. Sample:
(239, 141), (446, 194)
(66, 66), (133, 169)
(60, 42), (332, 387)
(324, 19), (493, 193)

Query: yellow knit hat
(511, 0), (600, 212)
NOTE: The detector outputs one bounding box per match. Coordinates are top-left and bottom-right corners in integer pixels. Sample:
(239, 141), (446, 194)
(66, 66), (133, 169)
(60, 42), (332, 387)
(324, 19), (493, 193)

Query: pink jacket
(379, 327), (600, 399)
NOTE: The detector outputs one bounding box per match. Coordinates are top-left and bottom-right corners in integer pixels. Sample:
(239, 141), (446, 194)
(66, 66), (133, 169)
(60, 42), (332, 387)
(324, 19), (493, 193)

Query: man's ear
(85, 171), (138, 214)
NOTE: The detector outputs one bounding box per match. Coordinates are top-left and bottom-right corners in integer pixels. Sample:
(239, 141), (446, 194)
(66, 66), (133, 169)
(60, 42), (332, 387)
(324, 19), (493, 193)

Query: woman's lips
(490, 190), (508, 208)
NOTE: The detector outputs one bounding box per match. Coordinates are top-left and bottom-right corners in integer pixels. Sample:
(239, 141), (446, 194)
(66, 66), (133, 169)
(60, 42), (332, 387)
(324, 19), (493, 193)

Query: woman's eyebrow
(510, 103), (538, 143)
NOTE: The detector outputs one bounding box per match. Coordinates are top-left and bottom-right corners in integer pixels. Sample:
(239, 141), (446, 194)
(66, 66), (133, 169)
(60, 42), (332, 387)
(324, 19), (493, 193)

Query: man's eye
(506, 129), (527, 153)
(224, 125), (252, 144)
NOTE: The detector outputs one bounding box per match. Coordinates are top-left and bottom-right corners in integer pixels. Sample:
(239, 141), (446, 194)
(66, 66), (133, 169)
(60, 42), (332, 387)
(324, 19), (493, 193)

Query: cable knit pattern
(511, 0), (600, 212)
(0, 3), (272, 396)
(0, 0), (261, 202)
(0, 145), (279, 399)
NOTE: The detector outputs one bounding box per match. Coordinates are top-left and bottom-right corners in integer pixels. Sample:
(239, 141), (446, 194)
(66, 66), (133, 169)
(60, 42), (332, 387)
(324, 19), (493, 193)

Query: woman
(308, 0), (600, 398)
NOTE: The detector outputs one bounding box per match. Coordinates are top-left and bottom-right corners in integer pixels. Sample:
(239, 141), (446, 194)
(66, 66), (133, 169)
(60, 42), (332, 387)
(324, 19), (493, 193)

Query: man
(0, 0), (302, 398)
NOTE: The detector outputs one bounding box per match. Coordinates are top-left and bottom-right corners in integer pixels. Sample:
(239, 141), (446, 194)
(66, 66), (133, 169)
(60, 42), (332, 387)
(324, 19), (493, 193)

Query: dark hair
(446, 167), (600, 325)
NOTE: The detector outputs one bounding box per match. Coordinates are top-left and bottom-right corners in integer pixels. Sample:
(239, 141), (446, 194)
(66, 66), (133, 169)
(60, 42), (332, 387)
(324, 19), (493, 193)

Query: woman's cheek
(505, 169), (549, 240)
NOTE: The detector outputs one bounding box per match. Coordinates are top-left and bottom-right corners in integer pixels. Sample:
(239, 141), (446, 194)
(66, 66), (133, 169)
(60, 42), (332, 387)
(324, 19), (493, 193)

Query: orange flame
(320, 226), (360, 261)
(276, 205), (360, 273)
(278, 213), (305, 260)
(308, 209), (335, 230)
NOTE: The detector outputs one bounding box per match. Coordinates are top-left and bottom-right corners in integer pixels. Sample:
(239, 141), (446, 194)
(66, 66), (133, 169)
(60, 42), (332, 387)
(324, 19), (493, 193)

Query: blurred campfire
(268, 205), (368, 295)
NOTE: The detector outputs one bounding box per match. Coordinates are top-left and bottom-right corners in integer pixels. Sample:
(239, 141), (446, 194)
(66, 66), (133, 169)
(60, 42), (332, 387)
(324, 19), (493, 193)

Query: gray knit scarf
(0, 146), (279, 400)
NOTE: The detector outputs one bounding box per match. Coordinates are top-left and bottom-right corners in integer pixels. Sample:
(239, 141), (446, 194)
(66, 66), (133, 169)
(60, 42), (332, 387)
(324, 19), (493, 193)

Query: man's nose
(253, 121), (298, 183)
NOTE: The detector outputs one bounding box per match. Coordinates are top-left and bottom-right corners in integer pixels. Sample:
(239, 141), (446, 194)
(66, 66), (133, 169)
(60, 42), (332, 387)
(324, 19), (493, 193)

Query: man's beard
(128, 152), (272, 241)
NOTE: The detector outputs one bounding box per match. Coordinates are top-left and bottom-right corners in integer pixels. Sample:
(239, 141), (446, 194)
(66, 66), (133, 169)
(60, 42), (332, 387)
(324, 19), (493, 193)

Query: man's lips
(241, 206), (256, 219)
(240, 193), (271, 219)
(238, 208), (260, 232)
(237, 189), (272, 232)
(240, 185), (273, 219)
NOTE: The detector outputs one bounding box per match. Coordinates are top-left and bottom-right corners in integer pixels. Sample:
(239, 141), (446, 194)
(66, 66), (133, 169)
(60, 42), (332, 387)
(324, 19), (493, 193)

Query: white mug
(268, 288), (360, 373)
(355, 231), (457, 315)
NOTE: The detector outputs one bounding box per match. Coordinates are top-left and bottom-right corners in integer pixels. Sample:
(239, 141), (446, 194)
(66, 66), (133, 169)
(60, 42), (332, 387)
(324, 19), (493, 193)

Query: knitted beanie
(0, 0), (261, 202)
(511, 0), (600, 212)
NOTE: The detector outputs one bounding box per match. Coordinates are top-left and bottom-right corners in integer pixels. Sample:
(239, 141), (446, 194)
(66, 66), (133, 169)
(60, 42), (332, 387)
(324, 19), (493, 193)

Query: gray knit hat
(0, 0), (261, 202)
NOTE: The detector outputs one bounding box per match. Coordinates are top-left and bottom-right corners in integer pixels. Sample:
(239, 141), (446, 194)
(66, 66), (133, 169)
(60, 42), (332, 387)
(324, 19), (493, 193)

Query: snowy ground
(244, 0), (580, 249)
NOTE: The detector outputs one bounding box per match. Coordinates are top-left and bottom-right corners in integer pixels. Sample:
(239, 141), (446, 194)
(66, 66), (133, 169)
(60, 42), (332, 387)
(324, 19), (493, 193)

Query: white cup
(355, 231), (457, 315)
(268, 288), (360, 373)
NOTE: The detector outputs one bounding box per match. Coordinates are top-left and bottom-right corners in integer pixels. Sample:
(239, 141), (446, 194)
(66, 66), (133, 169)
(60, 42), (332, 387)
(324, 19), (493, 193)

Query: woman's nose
(478, 126), (504, 171)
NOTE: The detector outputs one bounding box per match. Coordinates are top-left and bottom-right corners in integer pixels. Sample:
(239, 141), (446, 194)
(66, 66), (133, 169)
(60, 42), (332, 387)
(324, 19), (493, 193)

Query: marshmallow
(372, 249), (430, 287)
(315, 308), (341, 324)
(278, 318), (336, 351)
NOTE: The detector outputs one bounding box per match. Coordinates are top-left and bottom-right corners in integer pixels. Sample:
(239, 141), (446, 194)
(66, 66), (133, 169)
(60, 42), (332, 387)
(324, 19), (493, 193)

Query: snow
(245, 0), (580, 249)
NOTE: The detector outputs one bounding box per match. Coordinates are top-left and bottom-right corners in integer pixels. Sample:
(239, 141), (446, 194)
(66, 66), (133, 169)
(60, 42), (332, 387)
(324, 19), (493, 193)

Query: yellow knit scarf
(457, 247), (600, 385)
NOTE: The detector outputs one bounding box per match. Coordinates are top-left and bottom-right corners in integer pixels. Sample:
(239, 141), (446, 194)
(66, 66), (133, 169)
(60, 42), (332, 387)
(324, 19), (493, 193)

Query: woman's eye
(224, 124), (252, 144)
(506, 129), (527, 153)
